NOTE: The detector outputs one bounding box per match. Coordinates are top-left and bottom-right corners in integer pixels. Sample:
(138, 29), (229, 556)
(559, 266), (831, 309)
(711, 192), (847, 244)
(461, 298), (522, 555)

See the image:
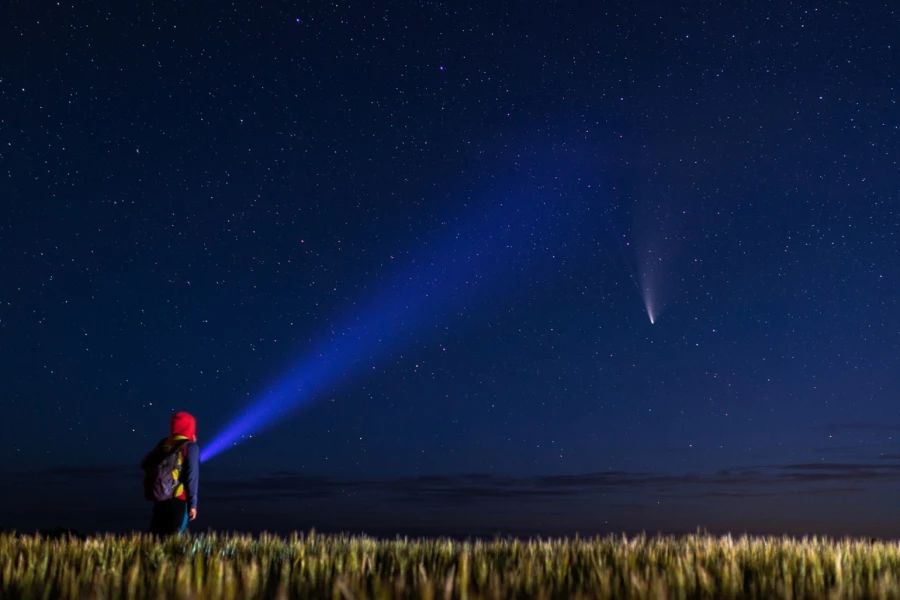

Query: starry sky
(3, 0), (899, 538)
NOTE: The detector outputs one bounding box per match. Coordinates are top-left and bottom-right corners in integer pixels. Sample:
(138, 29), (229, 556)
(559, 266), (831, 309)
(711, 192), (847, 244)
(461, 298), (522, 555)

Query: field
(4, 531), (900, 599)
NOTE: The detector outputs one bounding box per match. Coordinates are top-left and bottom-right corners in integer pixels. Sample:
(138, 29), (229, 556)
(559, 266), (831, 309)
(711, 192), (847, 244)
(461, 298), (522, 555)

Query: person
(140, 411), (200, 536)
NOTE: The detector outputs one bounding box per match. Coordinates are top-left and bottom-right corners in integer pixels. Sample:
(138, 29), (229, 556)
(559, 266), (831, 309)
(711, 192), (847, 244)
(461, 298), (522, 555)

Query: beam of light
(201, 179), (578, 462)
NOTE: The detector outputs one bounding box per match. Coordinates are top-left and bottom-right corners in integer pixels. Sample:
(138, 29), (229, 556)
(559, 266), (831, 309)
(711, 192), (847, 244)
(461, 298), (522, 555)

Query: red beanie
(170, 411), (197, 441)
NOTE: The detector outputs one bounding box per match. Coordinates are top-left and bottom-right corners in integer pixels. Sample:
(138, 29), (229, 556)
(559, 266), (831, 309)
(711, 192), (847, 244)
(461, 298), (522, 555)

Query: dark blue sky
(3, 0), (899, 538)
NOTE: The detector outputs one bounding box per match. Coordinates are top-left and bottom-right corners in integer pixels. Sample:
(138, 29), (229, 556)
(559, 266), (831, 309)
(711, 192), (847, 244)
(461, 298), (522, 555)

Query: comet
(631, 228), (667, 327)
(639, 275), (658, 325)
(627, 247), (659, 326)
(618, 200), (667, 326)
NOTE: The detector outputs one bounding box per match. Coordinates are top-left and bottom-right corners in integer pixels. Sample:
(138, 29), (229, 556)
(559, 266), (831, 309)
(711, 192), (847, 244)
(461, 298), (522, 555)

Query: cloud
(813, 421), (900, 433)
(811, 445), (877, 455)
(196, 461), (900, 505)
(7, 458), (900, 508)
(5, 464), (136, 486)
(44, 465), (134, 478)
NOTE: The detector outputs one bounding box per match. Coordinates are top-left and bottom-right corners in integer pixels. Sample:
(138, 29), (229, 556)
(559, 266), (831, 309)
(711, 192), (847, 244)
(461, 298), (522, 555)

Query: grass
(3, 530), (900, 599)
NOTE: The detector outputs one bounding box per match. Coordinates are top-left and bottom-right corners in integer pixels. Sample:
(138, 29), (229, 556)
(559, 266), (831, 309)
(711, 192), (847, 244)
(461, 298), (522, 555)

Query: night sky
(3, 0), (899, 539)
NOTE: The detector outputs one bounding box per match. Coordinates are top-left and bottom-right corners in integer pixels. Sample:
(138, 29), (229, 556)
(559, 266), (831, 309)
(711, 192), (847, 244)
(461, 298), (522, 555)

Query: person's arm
(183, 442), (200, 513)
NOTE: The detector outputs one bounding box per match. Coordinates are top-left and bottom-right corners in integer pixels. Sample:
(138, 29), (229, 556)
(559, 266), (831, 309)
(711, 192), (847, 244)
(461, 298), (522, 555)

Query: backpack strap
(172, 439), (190, 480)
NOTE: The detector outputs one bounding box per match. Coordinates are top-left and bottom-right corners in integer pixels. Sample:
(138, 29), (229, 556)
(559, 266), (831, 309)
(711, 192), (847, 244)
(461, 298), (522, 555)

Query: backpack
(142, 439), (188, 502)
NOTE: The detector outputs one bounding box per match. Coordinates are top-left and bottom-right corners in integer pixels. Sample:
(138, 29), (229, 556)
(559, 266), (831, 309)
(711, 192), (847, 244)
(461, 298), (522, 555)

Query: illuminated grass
(3, 530), (900, 598)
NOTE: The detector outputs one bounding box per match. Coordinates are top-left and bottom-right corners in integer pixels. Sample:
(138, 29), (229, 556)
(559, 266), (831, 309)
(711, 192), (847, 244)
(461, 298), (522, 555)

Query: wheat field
(4, 530), (900, 599)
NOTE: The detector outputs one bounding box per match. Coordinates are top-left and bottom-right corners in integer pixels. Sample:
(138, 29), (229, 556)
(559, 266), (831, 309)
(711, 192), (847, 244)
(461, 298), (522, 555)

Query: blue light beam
(201, 178), (579, 462)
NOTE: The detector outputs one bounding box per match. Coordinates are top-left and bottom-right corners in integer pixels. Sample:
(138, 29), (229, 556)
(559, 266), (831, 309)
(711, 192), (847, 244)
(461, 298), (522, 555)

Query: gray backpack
(142, 440), (188, 502)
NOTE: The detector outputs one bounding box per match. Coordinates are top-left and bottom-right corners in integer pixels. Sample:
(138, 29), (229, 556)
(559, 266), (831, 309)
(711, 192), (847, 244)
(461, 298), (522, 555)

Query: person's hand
(188, 508), (197, 521)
